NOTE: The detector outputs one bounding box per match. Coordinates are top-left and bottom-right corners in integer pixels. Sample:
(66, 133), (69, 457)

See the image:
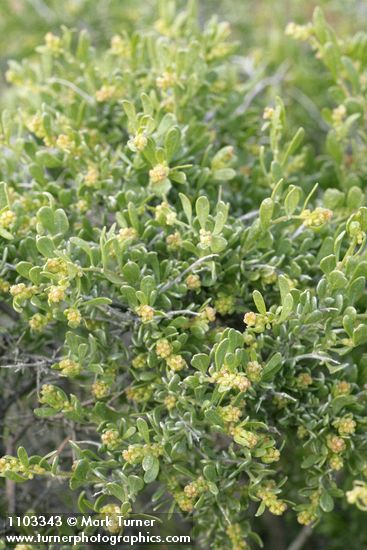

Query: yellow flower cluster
(156, 71), (176, 90)
(214, 294), (234, 315)
(164, 395), (177, 410)
(211, 369), (251, 393)
(45, 258), (69, 277)
(246, 361), (263, 382)
(44, 32), (62, 52)
(301, 207), (333, 228)
(118, 227), (138, 243)
(329, 455), (344, 471)
(226, 523), (249, 550)
(332, 380), (351, 396)
(244, 311), (272, 334)
(99, 504), (122, 534)
(58, 358), (81, 377)
(0, 209), (16, 227)
(257, 483), (287, 515)
(102, 429), (121, 450)
(149, 163), (169, 184)
(0, 456), (46, 479)
(285, 22), (313, 41)
(29, 313), (48, 332)
(262, 447), (281, 464)
(200, 306), (216, 322)
(126, 385), (153, 402)
(185, 274), (201, 290)
(297, 508), (318, 525)
(95, 85), (116, 102)
(218, 405), (242, 423)
(333, 415), (356, 436)
(173, 491), (194, 512)
(156, 339), (173, 359)
(132, 353), (147, 369)
(166, 231), (182, 250)
(92, 381), (110, 399)
(56, 133), (75, 153)
(183, 476), (208, 499)
(48, 285), (66, 304)
(110, 35), (130, 56)
(39, 384), (66, 409)
(10, 283), (37, 301)
(166, 354), (187, 372)
(199, 229), (212, 248)
(65, 308), (82, 328)
(136, 305), (155, 323)
(346, 481), (367, 511)
(229, 425), (259, 448)
(327, 434), (346, 454)
(122, 443), (163, 464)
(0, 278), (10, 293)
(84, 165), (99, 186)
(297, 372), (313, 388)
(128, 133), (148, 152)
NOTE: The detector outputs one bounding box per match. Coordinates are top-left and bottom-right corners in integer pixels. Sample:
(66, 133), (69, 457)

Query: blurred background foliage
(1, 0), (367, 145)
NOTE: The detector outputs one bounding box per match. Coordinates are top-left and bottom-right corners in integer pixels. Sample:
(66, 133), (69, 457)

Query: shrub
(0, 3), (367, 549)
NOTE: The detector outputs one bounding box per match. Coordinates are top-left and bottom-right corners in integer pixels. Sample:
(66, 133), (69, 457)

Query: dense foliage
(1, 2), (367, 549)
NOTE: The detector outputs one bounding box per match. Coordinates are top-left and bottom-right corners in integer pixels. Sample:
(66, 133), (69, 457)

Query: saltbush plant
(0, 3), (367, 549)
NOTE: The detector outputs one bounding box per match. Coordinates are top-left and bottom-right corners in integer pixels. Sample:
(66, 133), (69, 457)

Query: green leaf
(320, 254), (336, 275)
(210, 235), (227, 253)
(196, 196), (210, 228)
(259, 198), (274, 229)
(353, 324), (367, 346)
(203, 464), (217, 482)
(262, 352), (282, 382)
(278, 293), (294, 322)
(83, 297), (112, 307)
(320, 492), (334, 512)
(142, 454), (155, 472)
(213, 168), (236, 181)
(282, 128), (304, 166)
(36, 236), (56, 258)
(331, 395), (356, 414)
(120, 285), (138, 308)
(54, 209), (69, 235)
(128, 475), (144, 494)
(123, 261), (140, 284)
(278, 275), (290, 303)
(329, 270), (348, 290)
(15, 261), (33, 279)
(284, 186), (301, 216)
(165, 126), (181, 161)
(179, 193), (192, 224)
(215, 338), (229, 368)
(137, 418), (150, 444)
(205, 409), (224, 428)
(0, 227), (13, 240)
(17, 446), (29, 468)
(213, 202), (229, 235)
(143, 456), (159, 483)
(0, 182), (10, 211)
(253, 290), (266, 315)
(37, 206), (55, 233)
(191, 353), (210, 373)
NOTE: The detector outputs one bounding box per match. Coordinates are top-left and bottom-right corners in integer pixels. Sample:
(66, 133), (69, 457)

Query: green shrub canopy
(1, 4), (367, 549)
